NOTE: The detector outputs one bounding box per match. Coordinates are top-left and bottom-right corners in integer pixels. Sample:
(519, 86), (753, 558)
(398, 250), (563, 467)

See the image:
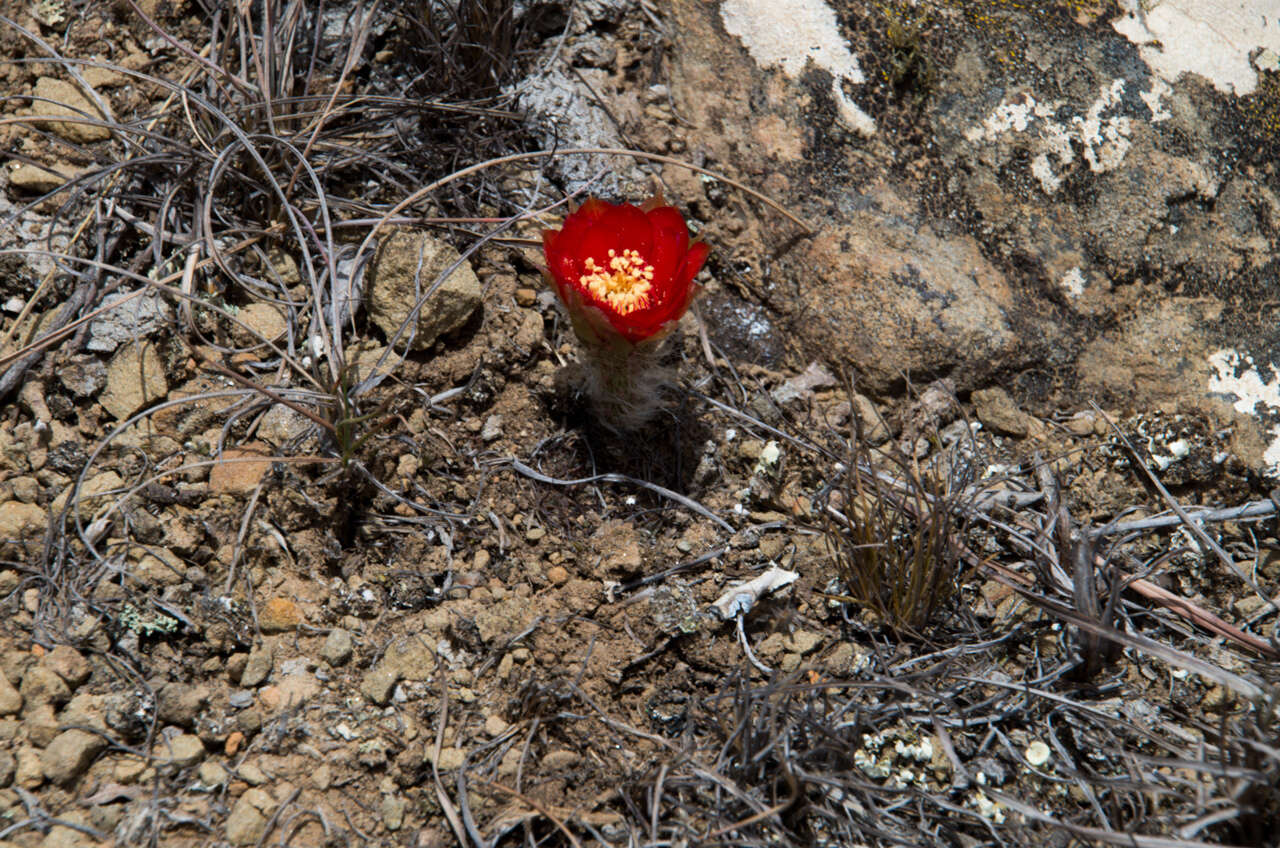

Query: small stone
(0, 672), (22, 715)
(26, 704), (59, 747)
(132, 551), (184, 586)
(6, 161), (84, 194)
(0, 501), (47, 541)
(238, 762), (267, 785)
(312, 763), (332, 790)
(1066, 412), (1097, 436)
(514, 287), (537, 307)
(360, 666), (400, 707)
(480, 414), (503, 442)
(321, 629), (353, 667)
(20, 665), (70, 708)
(525, 526), (545, 543)
(483, 714), (509, 737)
(424, 746), (465, 771)
(161, 734), (205, 768)
(30, 77), (111, 143)
(546, 565), (570, 586)
(224, 731), (245, 756)
(15, 745), (43, 788)
(199, 760), (228, 786)
(100, 341), (168, 420)
(1025, 740), (1051, 767)
(788, 630), (823, 655)
(234, 303), (287, 344)
(240, 644), (274, 688)
(225, 787), (278, 845)
(972, 387), (1032, 438)
(208, 446), (272, 495)
(41, 729), (107, 786)
(366, 231), (482, 350)
(114, 756), (147, 783)
(41, 646), (89, 688)
(542, 749), (579, 771)
(157, 682), (208, 728)
(258, 598), (302, 633)
(381, 794), (407, 831)
(58, 357), (107, 398)
(0, 750), (15, 787)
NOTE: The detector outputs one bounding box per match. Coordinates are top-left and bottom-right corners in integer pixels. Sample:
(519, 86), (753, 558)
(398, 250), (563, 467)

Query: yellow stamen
(578, 248), (655, 314)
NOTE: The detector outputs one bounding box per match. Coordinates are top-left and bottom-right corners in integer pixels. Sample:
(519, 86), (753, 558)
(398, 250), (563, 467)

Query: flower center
(579, 248), (655, 315)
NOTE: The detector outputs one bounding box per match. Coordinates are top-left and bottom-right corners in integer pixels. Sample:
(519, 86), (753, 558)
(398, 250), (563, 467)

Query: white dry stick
(711, 565), (799, 619)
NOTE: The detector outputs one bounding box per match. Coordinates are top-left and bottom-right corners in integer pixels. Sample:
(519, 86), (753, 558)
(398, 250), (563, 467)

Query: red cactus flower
(542, 196), (709, 346)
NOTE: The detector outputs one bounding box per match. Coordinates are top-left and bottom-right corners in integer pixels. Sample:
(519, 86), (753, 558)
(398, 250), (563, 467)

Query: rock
(379, 636), (435, 682)
(156, 682), (208, 728)
(26, 704), (59, 747)
(784, 219), (1024, 395)
(132, 550), (185, 586)
(20, 665), (70, 708)
(424, 746), (465, 771)
(100, 341), (168, 420)
(320, 629), (353, 667)
(972, 387), (1033, 437)
(0, 673), (21, 715)
(7, 161), (85, 194)
(0, 501), (46, 540)
(208, 445), (272, 495)
(514, 287), (537, 307)
(30, 77), (110, 143)
(15, 745), (43, 788)
(59, 693), (106, 731)
(88, 290), (172, 353)
(41, 646), (90, 688)
(360, 666), (400, 706)
(57, 357), (107, 397)
(546, 565), (569, 586)
(258, 598), (302, 633)
(256, 405), (310, 446)
(41, 729), (107, 786)
(542, 749), (579, 771)
(0, 750), (14, 787)
(513, 310), (544, 350)
(365, 231), (482, 350)
(381, 795), (406, 831)
(225, 787), (279, 845)
(159, 734), (204, 768)
(271, 674), (319, 710)
(240, 644), (273, 688)
(50, 471), (123, 517)
(198, 760), (227, 786)
(233, 303), (287, 345)
(480, 414), (503, 442)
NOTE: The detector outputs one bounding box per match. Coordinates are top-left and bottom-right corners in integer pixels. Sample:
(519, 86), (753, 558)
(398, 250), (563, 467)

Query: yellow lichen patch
(579, 249), (655, 314)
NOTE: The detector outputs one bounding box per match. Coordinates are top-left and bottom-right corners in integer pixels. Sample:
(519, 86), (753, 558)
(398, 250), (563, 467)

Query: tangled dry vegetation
(0, 1), (1278, 847)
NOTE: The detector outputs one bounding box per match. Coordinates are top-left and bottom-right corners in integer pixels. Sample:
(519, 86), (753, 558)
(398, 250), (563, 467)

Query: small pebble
(514, 288), (537, 307)
(1025, 741), (1052, 767)
(525, 526), (546, 543)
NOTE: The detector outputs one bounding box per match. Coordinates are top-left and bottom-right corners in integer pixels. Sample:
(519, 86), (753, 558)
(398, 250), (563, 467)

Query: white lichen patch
(1140, 77), (1173, 123)
(720, 0), (876, 136)
(852, 729), (937, 788)
(1111, 0), (1280, 96)
(1208, 350), (1280, 477)
(966, 79), (1145, 193)
(1059, 267), (1086, 298)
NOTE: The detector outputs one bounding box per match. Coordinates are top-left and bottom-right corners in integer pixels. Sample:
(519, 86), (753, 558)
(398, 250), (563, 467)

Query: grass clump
(819, 402), (972, 636)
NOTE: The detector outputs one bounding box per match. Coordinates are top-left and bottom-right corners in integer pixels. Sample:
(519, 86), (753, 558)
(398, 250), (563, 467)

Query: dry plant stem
(1092, 402), (1279, 614)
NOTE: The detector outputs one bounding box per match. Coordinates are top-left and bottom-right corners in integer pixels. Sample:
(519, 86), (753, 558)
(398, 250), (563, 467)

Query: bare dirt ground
(0, 1), (1278, 846)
